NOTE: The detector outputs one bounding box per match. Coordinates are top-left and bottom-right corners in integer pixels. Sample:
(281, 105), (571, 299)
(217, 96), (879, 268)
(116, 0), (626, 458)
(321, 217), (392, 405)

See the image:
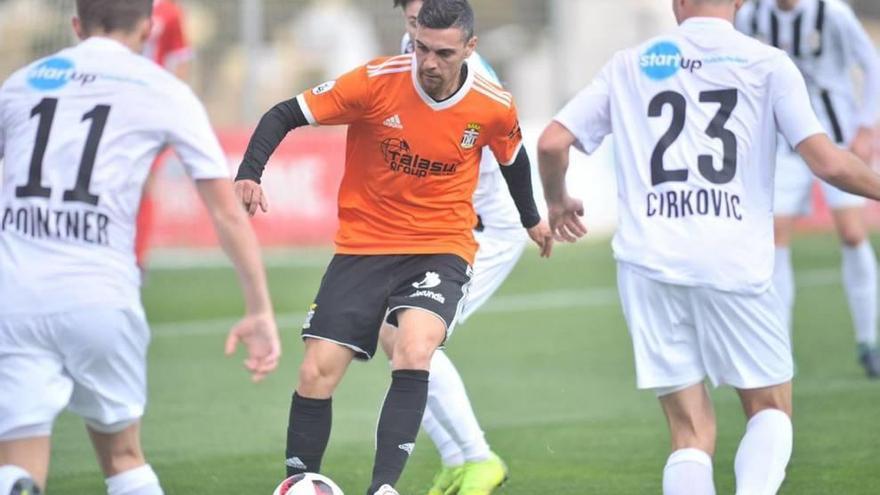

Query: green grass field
(46, 234), (879, 494)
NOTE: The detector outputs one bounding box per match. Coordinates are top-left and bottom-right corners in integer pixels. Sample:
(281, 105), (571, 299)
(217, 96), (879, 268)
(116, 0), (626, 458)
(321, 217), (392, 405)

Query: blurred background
(1, 0), (879, 253)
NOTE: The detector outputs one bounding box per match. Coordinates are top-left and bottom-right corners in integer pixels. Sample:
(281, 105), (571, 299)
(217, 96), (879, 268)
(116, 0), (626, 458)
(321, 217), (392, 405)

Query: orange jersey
(297, 54), (523, 264)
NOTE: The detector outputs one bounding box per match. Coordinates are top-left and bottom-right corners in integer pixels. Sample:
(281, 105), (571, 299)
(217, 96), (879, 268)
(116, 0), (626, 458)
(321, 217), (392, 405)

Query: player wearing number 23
(537, 0), (880, 493)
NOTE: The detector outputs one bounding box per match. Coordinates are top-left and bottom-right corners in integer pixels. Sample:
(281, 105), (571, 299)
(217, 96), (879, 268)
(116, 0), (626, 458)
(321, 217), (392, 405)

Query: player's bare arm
(797, 133), (880, 201)
(537, 121), (587, 243)
(196, 178), (280, 382)
(235, 97), (310, 215)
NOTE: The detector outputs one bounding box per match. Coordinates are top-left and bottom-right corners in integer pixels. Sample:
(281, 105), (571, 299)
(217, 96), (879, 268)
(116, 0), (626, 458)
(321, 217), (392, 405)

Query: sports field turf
(47, 234), (879, 494)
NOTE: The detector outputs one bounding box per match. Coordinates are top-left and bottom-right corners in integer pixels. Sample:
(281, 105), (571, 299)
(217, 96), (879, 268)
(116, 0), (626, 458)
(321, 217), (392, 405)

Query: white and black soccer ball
(272, 473), (344, 495)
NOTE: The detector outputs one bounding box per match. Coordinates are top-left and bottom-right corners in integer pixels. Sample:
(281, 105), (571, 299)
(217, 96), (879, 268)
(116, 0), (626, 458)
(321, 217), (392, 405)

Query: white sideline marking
(150, 268), (842, 338)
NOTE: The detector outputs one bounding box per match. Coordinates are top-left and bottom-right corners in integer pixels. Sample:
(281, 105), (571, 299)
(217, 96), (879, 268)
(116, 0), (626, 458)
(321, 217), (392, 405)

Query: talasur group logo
(640, 41), (703, 80)
(27, 57), (97, 91)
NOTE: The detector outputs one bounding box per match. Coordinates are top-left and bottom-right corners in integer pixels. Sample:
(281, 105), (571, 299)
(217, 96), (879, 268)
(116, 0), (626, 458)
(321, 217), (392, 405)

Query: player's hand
(225, 312), (281, 383)
(850, 127), (875, 164)
(234, 179), (269, 217)
(527, 219), (554, 258)
(547, 196), (587, 243)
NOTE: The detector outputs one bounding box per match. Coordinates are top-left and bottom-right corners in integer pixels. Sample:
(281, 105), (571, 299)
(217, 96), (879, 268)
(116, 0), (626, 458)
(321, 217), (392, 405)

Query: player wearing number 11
(538, 0), (880, 493)
(0, 1), (280, 494)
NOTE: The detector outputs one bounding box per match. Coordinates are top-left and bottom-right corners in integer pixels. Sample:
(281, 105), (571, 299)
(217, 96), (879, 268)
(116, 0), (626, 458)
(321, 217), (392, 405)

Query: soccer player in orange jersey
(234, 1), (551, 493)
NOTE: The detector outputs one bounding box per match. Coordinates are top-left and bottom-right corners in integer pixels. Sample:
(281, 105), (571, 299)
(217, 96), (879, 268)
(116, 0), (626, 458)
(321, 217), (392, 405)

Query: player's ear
(72, 16), (86, 40)
(137, 17), (153, 45)
(464, 35), (478, 59)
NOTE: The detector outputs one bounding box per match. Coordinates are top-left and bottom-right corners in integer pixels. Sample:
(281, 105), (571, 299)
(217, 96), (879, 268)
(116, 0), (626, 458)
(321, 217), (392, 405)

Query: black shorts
(301, 254), (472, 360)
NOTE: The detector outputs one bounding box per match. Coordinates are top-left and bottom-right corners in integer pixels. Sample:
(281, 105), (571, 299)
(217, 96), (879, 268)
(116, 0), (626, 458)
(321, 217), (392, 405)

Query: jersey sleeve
(771, 55), (826, 148)
(296, 65), (371, 126)
(838, 5), (880, 127)
(553, 59), (613, 154)
(489, 99), (524, 166)
(167, 87), (228, 180)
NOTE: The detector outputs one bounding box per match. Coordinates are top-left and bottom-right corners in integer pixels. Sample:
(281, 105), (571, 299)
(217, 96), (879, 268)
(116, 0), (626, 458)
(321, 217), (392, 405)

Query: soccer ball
(272, 473), (344, 495)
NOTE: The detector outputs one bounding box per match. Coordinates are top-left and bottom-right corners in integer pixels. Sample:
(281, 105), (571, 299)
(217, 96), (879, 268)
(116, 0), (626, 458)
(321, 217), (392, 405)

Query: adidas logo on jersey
(285, 457), (308, 470)
(383, 115), (403, 129)
(398, 443), (415, 455)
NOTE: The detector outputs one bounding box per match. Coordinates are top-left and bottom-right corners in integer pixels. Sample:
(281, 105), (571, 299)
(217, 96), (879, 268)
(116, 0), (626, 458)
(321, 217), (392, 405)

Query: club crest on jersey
(640, 41), (702, 80)
(460, 123), (481, 149)
(27, 57), (97, 91)
(312, 80), (336, 95)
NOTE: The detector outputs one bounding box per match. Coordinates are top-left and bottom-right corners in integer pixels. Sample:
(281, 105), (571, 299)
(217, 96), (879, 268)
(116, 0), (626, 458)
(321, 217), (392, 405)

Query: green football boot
(458, 453), (508, 495)
(426, 465), (464, 495)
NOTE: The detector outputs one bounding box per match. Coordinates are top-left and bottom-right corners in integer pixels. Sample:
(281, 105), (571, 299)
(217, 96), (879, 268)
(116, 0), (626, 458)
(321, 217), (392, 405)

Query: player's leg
(827, 199), (880, 377)
(773, 215), (797, 331)
(60, 307), (161, 495)
(88, 422), (161, 495)
(0, 314), (75, 493)
(0, 439), (49, 493)
(427, 235), (523, 495)
(692, 285), (794, 495)
(658, 383), (717, 495)
(286, 339), (355, 475)
(772, 150), (814, 333)
(616, 263), (714, 494)
(734, 383), (793, 495)
(369, 254), (471, 494)
(380, 324), (467, 495)
(291, 255), (391, 477)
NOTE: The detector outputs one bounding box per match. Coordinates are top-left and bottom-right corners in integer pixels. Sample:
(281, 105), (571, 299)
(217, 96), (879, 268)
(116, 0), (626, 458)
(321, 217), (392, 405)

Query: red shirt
(144, 0), (191, 69)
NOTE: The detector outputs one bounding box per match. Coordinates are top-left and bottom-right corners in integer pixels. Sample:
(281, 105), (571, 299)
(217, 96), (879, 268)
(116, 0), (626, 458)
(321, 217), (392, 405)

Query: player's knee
(391, 339), (435, 370)
(839, 228), (866, 247)
(97, 442), (146, 476)
(296, 360), (338, 396)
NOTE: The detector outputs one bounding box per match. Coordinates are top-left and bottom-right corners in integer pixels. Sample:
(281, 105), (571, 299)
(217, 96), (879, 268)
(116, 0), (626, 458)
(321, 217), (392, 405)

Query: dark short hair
(76, 0), (153, 35)
(417, 0), (475, 41)
(393, 0), (419, 7)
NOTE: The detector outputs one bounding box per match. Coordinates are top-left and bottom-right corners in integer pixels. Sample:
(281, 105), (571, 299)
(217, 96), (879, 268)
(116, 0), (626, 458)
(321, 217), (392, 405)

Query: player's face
(776, 0), (799, 10)
(414, 26), (477, 98)
(402, 0), (423, 44)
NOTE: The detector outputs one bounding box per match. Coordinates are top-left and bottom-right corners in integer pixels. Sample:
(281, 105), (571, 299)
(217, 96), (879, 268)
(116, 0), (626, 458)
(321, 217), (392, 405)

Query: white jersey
(736, 0), (880, 143)
(402, 33), (523, 238)
(0, 37), (228, 315)
(554, 17), (824, 293)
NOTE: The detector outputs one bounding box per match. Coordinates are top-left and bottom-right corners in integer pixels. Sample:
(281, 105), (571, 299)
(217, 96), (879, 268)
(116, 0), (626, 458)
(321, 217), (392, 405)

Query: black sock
(285, 392), (332, 476)
(367, 369), (430, 494)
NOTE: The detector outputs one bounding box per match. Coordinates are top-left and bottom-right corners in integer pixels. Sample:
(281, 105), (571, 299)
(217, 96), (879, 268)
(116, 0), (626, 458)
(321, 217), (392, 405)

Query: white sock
(773, 247), (795, 332)
(422, 407), (465, 467)
(424, 350), (491, 463)
(663, 448), (715, 495)
(734, 409), (792, 495)
(842, 241), (878, 347)
(106, 464), (163, 495)
(0, 465), (40, 494)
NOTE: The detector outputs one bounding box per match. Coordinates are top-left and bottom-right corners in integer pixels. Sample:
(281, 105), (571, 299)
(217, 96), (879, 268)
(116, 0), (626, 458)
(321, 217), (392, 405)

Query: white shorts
(0, 306), (150, 441)
(617, 263), (793, 392)
(458, 229), (527, 324)
(774, 148), (864, 216)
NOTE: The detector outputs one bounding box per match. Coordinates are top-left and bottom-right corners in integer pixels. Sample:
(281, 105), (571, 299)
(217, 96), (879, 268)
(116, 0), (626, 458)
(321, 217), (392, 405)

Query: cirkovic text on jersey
(646, 187), (742, 220)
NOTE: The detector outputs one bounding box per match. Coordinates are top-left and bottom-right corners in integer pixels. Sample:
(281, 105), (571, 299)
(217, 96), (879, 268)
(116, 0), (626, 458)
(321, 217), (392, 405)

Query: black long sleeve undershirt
(500, 147), (541, 229)
(235, 98), (309, 183)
